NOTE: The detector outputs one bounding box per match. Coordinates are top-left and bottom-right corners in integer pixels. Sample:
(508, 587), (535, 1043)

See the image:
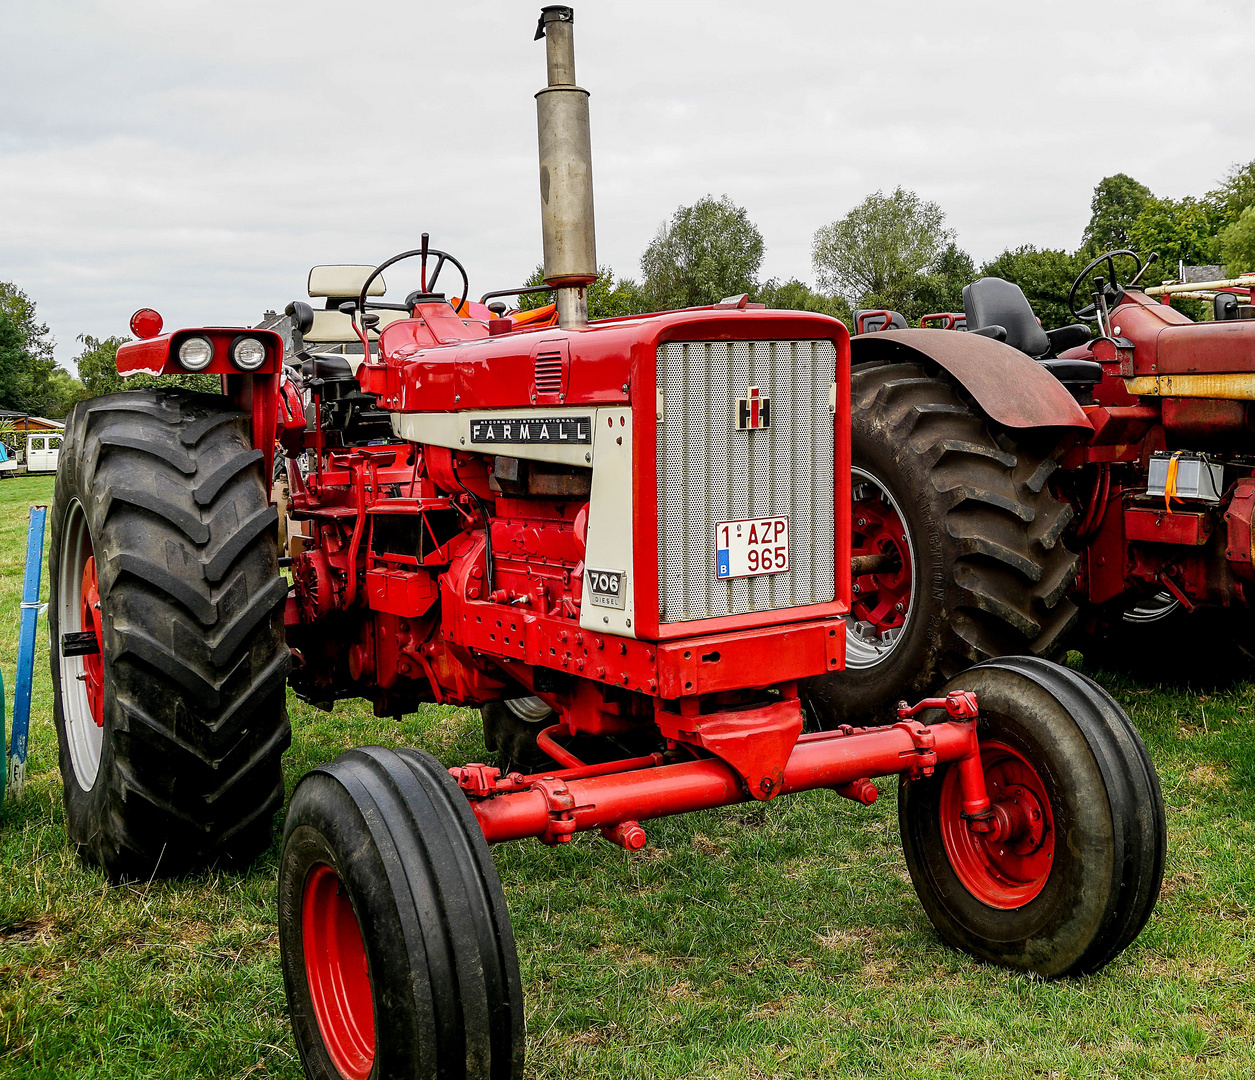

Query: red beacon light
(129, 308), (164, 339)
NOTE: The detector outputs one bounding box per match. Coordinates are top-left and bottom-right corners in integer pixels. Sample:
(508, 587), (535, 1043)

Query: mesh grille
(656, 339), (836, 624)
(534, 353), (564, 397)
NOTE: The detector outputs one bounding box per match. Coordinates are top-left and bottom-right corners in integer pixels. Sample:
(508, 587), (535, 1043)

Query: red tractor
(48, 8), (1165, 1077)
(809, 255), (1255, 724)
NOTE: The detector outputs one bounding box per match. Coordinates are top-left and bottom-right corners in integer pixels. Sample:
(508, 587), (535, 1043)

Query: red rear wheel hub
(80, 556), (104, 727)
(939, 741), (1055, 909)
(302, 864), (376, 1080)
(851, 490), (911, 634)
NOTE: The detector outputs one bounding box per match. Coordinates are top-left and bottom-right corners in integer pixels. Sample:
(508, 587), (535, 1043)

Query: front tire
(805, 362), (1079, 725)
(899, 656), (1165, 977)
(279, 747), (524, 1080)
(49, 389), (291, 880)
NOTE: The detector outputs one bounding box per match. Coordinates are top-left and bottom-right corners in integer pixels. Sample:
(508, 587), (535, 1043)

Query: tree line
(518, 159), (1255, 328)
(5, 158), (1254, 417)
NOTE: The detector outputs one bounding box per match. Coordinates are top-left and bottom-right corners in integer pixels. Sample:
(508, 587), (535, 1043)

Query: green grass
(1, 471), (1254, 1078)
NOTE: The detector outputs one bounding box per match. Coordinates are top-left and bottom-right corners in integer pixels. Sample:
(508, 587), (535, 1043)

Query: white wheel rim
(57, 499), (104, 790)
(505, 696), (553, 723)
(844, 466), (917, 670)
(1122, 591), (1180, 624)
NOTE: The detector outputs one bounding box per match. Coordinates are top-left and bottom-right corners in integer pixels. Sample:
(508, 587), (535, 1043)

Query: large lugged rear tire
(279, 747), (524, 1080)
(805, 362), (1079, 725)
(899, 656), (1165, 977)
(49, 389), (291, 880)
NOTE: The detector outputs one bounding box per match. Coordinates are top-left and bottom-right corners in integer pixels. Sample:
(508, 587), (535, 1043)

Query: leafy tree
(1082, 174), (1153, 253)
(0, 311), (31, 413)
(517, 264), (651, 318)
(0, 282), (57, 413)
(74, 333), (220, 398)
(39, 368), (89, 418)
(1127, 196), (1227, 284)
(812, 187), (956, 318)
(979, 246), (1089, 329)
(640, 195), (764, 310)
(1220, 204), (1255, 276)
(754, 278), (852, 324)
(75, 334), (131, 396)
(588, 271), (650, 319)
(1208, 159), (1255, 224)
(0, 282), (55, 366)
(909, 242), (977, 318)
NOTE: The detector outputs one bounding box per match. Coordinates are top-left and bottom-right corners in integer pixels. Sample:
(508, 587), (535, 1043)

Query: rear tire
(279, 746), (524, 1080)
(480, 698), (555, 773)
(899, 656), (1165, 977)
(49, 389), (290, 880)
(805, 363), (1079, 725)
(1075, 602), (1255, 688)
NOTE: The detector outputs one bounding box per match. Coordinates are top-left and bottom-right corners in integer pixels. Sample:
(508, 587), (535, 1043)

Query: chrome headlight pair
(177, 335), (267, 372)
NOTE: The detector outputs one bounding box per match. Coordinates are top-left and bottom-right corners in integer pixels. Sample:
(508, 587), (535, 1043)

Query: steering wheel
(353, 233), (471, 322)
(1068, 249), (1142, 322)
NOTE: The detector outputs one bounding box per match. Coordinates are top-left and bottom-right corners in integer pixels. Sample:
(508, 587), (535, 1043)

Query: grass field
(1, 471), (1254, 1079)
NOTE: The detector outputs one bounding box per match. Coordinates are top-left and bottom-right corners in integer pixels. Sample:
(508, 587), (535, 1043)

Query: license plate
(715, 516), (789, 580)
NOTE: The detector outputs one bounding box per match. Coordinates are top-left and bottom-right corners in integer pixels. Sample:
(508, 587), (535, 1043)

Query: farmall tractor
(48, 9), (1165, 1078)
(812, 250), (1255, 724)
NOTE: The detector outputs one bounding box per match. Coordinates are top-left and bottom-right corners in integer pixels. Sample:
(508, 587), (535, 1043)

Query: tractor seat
(963, 277), (1101, 399)
(301, 353), (354, 380)
(854, 309), (908, 335)
(963, 277), (1095, 360)
(963, 278), (1052, 357)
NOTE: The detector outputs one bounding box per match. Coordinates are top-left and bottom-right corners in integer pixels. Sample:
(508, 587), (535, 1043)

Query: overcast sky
(2, 0), (1253, 370)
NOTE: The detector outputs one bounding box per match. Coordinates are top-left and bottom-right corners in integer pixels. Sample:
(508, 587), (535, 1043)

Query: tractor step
(60, 631), (101, 657)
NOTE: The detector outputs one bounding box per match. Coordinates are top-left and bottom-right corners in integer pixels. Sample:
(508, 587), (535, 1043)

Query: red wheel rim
(851, 483), (911, 637)
(302, 864), (376, 1080)
(939, 740), (1055, 909)
(80, 556), (105, 727)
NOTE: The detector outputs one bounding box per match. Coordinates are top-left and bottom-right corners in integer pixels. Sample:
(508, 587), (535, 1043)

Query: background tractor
(47, 7), (1165, 1077)
(807, 253), (1255, 726)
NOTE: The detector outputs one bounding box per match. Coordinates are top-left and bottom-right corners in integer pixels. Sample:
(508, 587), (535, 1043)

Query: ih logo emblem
(736, 386), (771, 430)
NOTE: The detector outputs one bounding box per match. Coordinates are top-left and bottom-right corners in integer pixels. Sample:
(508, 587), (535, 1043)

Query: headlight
(177, 335), (214, 371)
(231, 336), (267, 371)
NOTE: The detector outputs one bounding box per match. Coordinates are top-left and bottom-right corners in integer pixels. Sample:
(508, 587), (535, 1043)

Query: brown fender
(850, 328), (1092, 430)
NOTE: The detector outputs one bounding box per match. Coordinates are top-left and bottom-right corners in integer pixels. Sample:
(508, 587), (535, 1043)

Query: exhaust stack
(535, 5), (596, 329)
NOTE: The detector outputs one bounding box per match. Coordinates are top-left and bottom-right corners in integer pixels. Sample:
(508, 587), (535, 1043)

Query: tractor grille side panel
(657, 339), (836, 624)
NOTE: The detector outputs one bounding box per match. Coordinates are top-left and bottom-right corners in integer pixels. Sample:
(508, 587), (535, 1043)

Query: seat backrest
(305, 307), (415, 343)
(308, 265), (387, 299)
(962, 277), (1050, 358)
(854, 309), (908, 335)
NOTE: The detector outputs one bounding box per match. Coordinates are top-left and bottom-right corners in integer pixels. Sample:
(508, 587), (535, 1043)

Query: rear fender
(850, 327), (1092, 431)
(115, 326), (286, 482)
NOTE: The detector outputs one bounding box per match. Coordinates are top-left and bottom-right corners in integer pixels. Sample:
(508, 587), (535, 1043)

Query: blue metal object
(7, 504), (48, 799)
(0, 666), (6, 807)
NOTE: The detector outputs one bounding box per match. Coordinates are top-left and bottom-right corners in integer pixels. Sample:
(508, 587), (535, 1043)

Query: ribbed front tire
(900, 657), (1165, 976)
(279, 747), (525, 1080)
(49, 389), (291, 880)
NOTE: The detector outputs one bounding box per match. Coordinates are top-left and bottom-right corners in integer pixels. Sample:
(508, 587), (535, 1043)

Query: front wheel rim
(302, 863), (376, 1080)
(939, 740), (1055, 909)
(57, 499), (105, 790)
(844, 466), (915, 669)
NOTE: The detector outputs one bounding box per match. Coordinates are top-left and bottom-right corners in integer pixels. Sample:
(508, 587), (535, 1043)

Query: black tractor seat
(962, 277), (1101, 399)
(854, 309), (908, 335)
(963, 277), (1094, 359)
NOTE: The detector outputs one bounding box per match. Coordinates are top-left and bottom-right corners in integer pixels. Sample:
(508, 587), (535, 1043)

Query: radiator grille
(657, 339), (836, 624)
